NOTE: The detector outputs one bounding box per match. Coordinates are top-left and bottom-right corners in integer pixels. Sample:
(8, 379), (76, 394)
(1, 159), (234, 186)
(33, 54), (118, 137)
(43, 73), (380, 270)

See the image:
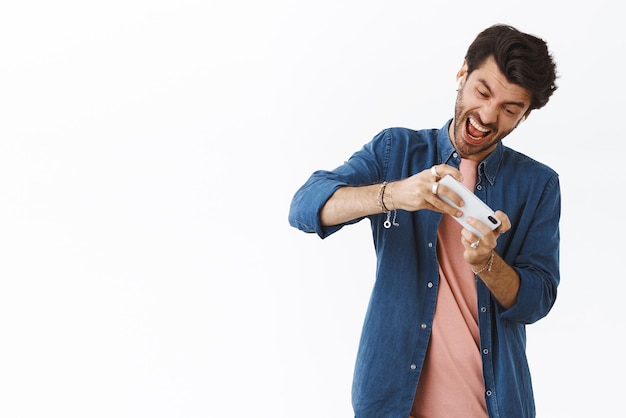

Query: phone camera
(488, 216), (498, 225)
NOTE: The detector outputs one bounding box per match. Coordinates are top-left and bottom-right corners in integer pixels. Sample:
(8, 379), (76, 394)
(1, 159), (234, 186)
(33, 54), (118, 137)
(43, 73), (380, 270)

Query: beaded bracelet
(471, 251), (494, 275)
(377, 181), (389, 213)
(377, 181), (398, 228)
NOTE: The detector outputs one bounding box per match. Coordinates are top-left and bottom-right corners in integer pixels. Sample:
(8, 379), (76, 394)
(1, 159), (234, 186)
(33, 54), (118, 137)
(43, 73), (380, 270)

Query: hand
(387, 164), (465, 219)
(462, 210), (511, 266)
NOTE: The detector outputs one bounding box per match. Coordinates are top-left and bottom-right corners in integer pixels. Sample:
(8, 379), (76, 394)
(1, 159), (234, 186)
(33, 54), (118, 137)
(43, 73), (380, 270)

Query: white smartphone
(438, 174), (501, 238)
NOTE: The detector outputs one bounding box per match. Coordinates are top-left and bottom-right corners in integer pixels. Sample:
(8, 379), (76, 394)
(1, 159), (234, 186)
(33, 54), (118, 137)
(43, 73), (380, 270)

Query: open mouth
(466, 117), (491, 142)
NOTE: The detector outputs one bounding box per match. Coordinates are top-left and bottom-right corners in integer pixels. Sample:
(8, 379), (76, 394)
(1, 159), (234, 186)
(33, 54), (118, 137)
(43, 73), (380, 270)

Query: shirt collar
(437, 119), (503, 185)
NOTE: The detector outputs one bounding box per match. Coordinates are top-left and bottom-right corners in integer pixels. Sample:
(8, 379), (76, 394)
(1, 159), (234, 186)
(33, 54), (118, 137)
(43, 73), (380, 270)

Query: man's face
(450, 56), (532, 161)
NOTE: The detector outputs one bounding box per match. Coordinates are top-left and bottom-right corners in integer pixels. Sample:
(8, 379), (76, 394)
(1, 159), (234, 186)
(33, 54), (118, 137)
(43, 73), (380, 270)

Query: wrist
(377, 182), (389, 213)
(471, 251), (494, 275)
(377, 181), (399, 229)
(383, 181), (396, 211)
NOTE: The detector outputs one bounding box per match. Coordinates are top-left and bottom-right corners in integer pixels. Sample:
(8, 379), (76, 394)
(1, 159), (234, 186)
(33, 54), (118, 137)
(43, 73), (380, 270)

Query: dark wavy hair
(465, 24), (558, 110)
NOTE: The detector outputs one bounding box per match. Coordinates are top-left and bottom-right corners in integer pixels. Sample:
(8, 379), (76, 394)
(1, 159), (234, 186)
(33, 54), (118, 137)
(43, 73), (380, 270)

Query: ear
(456, 60), (468, 85)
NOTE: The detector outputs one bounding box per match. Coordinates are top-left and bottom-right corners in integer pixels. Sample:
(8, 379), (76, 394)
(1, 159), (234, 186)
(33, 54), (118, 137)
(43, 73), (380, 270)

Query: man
(288, 24), (559, 418)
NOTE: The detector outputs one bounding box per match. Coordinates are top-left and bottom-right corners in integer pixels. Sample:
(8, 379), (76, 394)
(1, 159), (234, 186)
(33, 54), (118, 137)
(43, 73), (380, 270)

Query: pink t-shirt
(410, 159), (488, 418)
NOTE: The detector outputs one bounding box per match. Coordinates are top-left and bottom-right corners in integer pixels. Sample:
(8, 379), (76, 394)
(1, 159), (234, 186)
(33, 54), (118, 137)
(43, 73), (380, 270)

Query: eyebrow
(477, 78), (527, 109)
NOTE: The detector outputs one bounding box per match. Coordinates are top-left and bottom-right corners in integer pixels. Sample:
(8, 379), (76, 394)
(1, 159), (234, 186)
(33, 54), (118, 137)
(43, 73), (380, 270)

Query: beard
(450, 87), (520, 159)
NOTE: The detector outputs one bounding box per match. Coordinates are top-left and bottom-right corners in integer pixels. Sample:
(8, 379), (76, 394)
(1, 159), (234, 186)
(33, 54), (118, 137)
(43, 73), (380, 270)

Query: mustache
(466, 114), (496, 133)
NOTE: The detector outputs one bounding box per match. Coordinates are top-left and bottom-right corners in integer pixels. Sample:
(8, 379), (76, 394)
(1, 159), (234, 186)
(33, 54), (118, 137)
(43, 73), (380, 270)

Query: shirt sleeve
(288, 129), (391, 238)
(499, 173), (561, 324)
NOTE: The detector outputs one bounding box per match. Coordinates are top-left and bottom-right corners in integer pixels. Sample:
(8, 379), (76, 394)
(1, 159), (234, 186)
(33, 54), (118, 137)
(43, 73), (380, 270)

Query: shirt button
(421, 323), (427, 329)
(428, 242), (433, 248)
(480, 306), (487, 313)
(427, 282), (433, 288)
(476, 185), (482, 190)
(486, 390), (492, 396)
(453, 152), (458, 158)
(483, 348), (489, 355)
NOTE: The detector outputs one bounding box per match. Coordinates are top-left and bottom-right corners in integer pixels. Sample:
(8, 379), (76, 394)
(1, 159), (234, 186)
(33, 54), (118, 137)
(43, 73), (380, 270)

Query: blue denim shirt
(288, 120), (560, 418)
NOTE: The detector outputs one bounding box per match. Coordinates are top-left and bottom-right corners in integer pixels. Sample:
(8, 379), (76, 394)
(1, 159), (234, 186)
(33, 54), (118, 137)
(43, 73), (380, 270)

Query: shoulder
(370, 127), (440, 150)
(502, 145), (558, 178)
(381, 126), (439, 139)
(500, 145), (560, 192)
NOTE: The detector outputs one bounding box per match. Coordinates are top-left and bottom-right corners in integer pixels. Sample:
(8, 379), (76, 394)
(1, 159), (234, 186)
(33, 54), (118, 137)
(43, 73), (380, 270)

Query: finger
(465, 236), (481, 249)
(430, 165), (441, 179)
(465, 216), (494, 243)
(461, 229), (483, 248)
(493, 210), (511, 234)
(432, 182), (464, 207)
(426, 164), (463, 183)
(428, 182), (463, 218)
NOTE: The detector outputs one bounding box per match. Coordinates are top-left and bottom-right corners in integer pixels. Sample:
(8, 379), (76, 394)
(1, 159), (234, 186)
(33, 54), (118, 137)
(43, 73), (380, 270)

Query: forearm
(320, 168), (465, 227)
(320, 184), (384, 226)
(472, 252), (520, 309)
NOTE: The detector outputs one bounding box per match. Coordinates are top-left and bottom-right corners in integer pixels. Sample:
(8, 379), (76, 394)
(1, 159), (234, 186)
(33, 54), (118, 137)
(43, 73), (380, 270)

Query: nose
(479, 101), (498, 125)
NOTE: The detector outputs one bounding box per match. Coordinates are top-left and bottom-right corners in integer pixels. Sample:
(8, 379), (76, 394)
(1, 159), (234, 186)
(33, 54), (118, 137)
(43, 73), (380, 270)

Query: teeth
(469, 117), (489, 133)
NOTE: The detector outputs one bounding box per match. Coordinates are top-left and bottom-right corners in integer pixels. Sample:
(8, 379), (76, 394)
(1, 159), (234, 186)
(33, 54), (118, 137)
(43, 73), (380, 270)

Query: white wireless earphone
(456, 75), (465, 90)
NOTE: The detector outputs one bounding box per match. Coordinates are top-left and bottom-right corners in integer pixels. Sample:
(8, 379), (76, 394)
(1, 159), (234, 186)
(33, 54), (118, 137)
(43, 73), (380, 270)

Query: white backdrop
(0, 1), (623, 417)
